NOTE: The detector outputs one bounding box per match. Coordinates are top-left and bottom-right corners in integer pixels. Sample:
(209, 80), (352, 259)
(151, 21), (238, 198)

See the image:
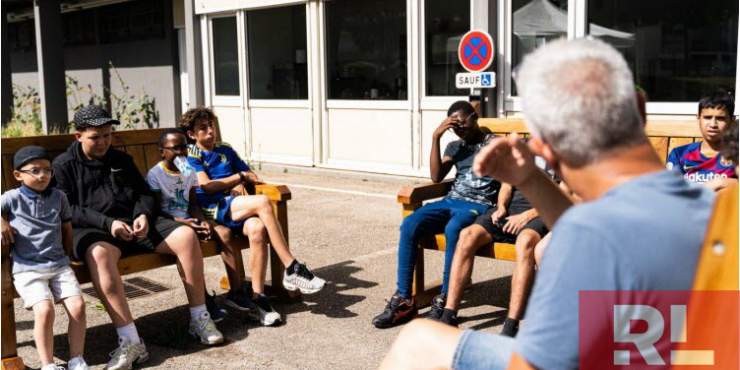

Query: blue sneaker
(205, 290), (228, 322)
(224, 283), (257, 312)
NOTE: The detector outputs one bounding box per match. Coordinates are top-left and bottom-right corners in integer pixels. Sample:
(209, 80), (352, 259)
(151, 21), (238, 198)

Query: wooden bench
(1, 125), (298, 369)
(399, 117), (703, 307)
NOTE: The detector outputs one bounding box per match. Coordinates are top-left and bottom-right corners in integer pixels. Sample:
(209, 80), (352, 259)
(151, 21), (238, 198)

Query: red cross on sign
(458, 30), (494, 72)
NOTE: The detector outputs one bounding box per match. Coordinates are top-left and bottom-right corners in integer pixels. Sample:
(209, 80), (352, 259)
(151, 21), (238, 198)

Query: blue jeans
(452, 330), (515, 370)
(396, 198), (488, 299)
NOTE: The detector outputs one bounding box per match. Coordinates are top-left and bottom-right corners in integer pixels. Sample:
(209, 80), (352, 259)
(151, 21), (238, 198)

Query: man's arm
(473, 135), (573, 229)
(492, 182), (513, 224)
(430, 117), (457, 183)
(703, 177), (738, 192)
(52, 159), (114, 231)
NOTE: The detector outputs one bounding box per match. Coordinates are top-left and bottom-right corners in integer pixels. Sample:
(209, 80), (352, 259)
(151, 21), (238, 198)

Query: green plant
(3, 61), (160, 137)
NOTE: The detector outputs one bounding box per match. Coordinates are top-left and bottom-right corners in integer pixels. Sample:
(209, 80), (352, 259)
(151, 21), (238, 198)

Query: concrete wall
(9, 2), (180, 128)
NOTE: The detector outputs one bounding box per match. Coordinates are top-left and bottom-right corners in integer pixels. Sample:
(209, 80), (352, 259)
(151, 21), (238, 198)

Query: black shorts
(72, 217), (184, 260)
(472, 203), (548, 244)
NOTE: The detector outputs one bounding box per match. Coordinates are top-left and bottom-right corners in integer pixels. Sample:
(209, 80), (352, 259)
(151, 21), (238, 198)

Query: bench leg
(411, 242), (443, 308)
(2, 255), (24, 369)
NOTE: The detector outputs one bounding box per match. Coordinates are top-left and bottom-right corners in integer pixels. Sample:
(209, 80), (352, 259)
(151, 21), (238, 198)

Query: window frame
(323, 0), (412, 107)
(420, 0), (474, 100)
(501, 0), (739, 116)
(208, 12), (242, 105)
(244, 4), (311, 102)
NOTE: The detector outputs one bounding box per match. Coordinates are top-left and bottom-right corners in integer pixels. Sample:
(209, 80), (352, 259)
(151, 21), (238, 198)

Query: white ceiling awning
(513, 0), (634, 47)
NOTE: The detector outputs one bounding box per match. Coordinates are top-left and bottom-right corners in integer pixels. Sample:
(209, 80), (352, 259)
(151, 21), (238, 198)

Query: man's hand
(491, 207), (507, 226)
(1, 217), (17, 247)
(181, 218), (212, 240)
(111, 220), (135, 241)
(433, 116), (459, 139)
(704, 177), (738, 192)
(503, 211), (536, 235)
(231, 183), (248, 196)
(244, 172), (265, 185)
(132, 215), (149, 239)
(473, 134), (538, 187)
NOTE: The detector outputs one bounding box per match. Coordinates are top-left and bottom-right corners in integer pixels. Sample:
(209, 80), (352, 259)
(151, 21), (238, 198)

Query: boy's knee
(88, 242), (118, 264)
(65, 296), (86, 316)
(257, 195), (272, 209)
(400, 215), (422, 236)
(515, 231), (540, 255)
(245, 221), (267, 242)
(33, 300), (55, 319)
(458, 227), (485, 255)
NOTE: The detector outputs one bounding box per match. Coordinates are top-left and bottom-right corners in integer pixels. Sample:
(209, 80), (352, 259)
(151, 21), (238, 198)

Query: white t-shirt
(146, 162), (199, 219)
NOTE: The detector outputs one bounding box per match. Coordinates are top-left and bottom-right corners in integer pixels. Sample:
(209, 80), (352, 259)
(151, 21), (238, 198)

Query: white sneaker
(41, 364), (65, 370)
(249, 294), (282, 326)
(283, 262), (326, 294)
(189, 311), (224, 345)
(105, 337), (149, 370)
(68, 356), (90, 370)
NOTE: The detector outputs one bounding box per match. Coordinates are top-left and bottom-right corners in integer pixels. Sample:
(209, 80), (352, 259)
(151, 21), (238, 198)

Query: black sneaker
(372, 292), (417, 329)
(427, 294), (446, 321)
(439, 308), (459, 327)
(205, 290), (228, 322)
(225, 283), (258, 312)
(249, 294), (281, 326)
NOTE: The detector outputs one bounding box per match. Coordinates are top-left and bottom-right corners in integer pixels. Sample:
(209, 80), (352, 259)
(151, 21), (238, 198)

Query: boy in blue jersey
(666, 90), (738, 191)
(179, 107), (325, 324)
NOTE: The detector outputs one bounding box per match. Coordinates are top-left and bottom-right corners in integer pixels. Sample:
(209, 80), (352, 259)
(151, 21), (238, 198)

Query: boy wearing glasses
(1, 146), (89, 370)
(372, 101), (501, 328)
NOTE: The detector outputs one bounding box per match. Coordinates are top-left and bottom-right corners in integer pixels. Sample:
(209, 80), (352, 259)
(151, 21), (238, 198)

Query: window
(212, 16), (240, 96)
(247, 6), (308, 100)
(99, 1), (164, 44)
(588, 0), (738, 101)
(511, 0), (568, 96)
(425, 0), (470, 96)
(325, 0), (407, 100)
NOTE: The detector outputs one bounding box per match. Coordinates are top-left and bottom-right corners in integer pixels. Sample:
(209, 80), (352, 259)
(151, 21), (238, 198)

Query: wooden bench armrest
(255, 184), (292, 202)
(397, 180), (454, 204)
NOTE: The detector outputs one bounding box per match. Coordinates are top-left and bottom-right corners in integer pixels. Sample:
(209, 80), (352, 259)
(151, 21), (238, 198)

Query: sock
(502, 317), (520, 338)
(287, 259), (299, 274)
(440, 308), (457, 322)
(189, 304), (207, 322)
(116, 323), (141, 345)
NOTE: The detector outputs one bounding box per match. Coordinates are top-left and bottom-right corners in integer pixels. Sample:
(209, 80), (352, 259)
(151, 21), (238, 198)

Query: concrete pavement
(13, 170), (516, 369)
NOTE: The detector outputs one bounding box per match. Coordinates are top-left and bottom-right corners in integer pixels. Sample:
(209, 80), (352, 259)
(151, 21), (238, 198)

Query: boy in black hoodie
(53, 105), (223, 370)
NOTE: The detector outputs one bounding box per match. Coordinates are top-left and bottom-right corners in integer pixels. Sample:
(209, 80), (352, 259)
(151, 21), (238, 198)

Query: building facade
(5, 0), (738, 178)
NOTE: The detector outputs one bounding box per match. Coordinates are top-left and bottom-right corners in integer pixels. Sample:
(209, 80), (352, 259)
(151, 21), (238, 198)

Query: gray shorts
(13, 265), (82, 309)
(452, 329), (516, 370)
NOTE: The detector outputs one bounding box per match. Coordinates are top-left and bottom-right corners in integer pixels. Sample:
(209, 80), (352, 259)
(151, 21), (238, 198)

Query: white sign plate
(455, 72), (496, 89)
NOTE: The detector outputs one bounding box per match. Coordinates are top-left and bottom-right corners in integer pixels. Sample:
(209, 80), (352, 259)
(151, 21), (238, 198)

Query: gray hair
(517, 38), (646, 167)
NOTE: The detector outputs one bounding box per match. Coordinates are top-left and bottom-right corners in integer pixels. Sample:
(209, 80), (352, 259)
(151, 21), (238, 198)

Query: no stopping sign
(458, 30), (494, 72)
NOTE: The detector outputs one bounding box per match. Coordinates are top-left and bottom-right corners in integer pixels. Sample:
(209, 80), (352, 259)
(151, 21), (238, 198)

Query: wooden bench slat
(125, 145), (149, 178)
(649, 137), (670, 164)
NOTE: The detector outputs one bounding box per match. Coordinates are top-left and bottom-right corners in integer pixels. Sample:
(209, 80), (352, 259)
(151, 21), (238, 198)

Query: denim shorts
(452, 330), (516, 370)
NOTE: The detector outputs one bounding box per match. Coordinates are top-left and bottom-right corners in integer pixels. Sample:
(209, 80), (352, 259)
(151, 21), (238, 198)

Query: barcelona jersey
(666, 142), (736, 183)
(187, 143), (250, 217)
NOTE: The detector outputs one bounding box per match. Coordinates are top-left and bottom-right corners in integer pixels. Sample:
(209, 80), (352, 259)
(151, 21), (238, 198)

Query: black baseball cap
(74, 105), (120, 130)
(14, 146), (51, 170)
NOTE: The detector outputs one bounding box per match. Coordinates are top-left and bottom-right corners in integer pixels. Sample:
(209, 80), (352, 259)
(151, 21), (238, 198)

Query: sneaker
(205, 290), (228, 322)
(189, 311), (224, 345)
(225, 283), (258, 312)
(372, 292), (418, 329)
(439, 309), (459, 327)
(68, 356), (90, 370)
(283, 262), (326, 294)
(105, 337), (149, 370)
(249, 294), (282, 326)
(427, 294), (446, 321)
(41, 365), (65, 370)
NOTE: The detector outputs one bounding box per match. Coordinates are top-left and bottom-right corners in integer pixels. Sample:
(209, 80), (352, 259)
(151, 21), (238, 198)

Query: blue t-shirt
(666, 141), (736, 183)
(516, 170), (714, 370)
(187, 143), (250, 210)
(1, 186), (73, 273)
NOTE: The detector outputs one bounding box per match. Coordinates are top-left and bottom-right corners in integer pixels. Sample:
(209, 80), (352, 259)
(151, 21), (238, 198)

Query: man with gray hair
(380, 38), (714, 370)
